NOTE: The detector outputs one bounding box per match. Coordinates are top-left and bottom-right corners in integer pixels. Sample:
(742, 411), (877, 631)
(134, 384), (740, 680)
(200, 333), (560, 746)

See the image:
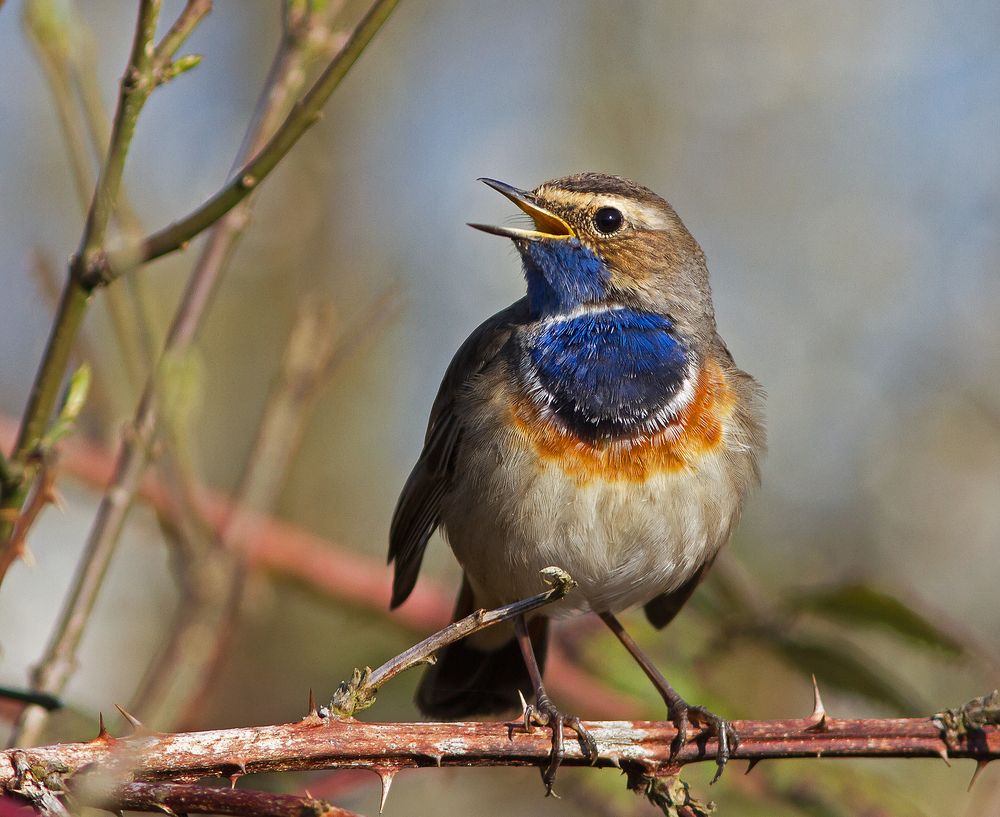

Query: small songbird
(389, 173), (765, 789)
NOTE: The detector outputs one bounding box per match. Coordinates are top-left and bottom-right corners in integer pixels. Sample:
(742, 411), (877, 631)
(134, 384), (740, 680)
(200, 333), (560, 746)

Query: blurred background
(1, 1), (998, 815)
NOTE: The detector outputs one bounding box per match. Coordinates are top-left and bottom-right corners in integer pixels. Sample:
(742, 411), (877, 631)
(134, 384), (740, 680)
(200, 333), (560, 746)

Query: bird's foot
(521, 690), (598, 795)
(669, 699), (738, 783)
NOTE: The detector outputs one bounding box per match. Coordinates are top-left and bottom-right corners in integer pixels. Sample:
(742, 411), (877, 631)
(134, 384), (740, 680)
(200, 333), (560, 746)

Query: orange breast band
(510, 358), (734, 484)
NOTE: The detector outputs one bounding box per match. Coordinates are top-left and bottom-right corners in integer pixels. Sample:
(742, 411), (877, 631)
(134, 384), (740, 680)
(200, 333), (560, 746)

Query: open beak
(468, 178), (576, 240)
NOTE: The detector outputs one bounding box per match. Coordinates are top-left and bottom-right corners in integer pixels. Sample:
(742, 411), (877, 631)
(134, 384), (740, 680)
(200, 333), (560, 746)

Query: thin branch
(9, 1), (394, 746)
(25, 4), (154, 393)
(0, 457), (59, 582)
(151, 0), (212, 71)
(330, 568), (578, 715)
(22, 1), (95, 210)
(80, 781), (365, 817)
(89, 0), (400, 287)
(0, 0), (204, 574)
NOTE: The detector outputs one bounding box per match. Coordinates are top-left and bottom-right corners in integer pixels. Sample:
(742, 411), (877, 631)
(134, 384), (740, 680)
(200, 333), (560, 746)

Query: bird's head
(471, 173), (716, 337)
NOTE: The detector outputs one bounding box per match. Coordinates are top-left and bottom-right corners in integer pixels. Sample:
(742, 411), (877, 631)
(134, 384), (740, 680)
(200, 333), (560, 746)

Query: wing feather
(388, 299), (531, 608)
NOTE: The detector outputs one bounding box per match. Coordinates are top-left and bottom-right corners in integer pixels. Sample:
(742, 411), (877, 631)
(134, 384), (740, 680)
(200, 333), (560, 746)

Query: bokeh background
(1, 1), (998, 815)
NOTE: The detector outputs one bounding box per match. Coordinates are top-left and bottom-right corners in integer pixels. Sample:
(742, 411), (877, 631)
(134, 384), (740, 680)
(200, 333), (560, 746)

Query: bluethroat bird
(389, 173), (765, 790)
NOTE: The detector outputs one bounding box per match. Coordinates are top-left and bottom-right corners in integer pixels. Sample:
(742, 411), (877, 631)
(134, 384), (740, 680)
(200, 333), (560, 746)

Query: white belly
(440, 440), (741, 617)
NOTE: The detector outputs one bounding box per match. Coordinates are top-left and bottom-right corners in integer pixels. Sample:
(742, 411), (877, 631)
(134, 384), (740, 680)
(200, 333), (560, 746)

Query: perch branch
(1, 710), (996, 789)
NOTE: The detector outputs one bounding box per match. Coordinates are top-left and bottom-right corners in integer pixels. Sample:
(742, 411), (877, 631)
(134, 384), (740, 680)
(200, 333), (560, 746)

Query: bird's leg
(598, 611), (737, 782)
(514, 614), (598, 795)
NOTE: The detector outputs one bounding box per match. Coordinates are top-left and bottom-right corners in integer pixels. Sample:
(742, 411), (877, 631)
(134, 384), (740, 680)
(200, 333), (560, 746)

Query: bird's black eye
(593, 206), (624, 234)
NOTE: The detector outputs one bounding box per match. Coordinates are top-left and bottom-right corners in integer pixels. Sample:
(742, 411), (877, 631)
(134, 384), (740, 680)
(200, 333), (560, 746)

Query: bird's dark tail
(416, 576), (548, 718)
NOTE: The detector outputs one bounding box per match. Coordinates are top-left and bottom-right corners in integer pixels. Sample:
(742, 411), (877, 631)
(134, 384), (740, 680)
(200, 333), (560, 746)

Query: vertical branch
(11, 0), (398, 746)
(0, 0), (163, 575)
(24, 0), (151, 392)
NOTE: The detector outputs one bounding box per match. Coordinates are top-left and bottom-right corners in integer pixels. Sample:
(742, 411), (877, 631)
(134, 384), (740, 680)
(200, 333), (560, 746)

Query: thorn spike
(97, 712), (109, 740)
(937, 746), (952, 767)
(969, 759), (989, 791)
(810, 674), (826, 720)
(49, 488), (67, 512)
(803, 675), (829, 731)
(377, 767), (396, 814)
(308, 688), (317, 717)
(229, 760), (247, 789)
(114, 703), (143, 729)
(745, 758), (761, 775)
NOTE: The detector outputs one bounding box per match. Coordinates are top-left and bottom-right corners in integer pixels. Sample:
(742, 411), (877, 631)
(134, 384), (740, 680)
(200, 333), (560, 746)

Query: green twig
(10, 0), (398, 746)
(151, 0), (212, 73)
(88, 0), (399, 287)
(0, 0), (164, 567)
(24, 0), (150, 390)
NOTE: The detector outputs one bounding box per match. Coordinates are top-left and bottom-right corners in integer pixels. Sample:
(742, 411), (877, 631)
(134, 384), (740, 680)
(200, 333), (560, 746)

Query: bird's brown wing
(388, 298), (531, 609)
(643, 555), (716, 629)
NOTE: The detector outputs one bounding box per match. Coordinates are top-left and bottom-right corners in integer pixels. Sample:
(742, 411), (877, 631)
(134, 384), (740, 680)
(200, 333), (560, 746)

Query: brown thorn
(375, 767), (396, 814)
(969, 759), (990, 791)
(745, 758), (761, 775)
(937, 746), (952, 767)
(92, 712), (111, 741)
(804, 674), (829, 732)
(114, 703), (144, 730)
(48, 488), (67, 512)
(307, 688), (317, 717)
(228, 760), (248, 789)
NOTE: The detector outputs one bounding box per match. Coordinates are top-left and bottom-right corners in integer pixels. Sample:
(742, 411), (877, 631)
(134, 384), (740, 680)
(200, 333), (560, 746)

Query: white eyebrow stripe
(535, 188), (672, 231)
(596, 195), (671, 230)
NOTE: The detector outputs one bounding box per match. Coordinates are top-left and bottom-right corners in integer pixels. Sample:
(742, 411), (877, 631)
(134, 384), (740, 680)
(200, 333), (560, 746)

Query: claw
(523, 692), (597, 795)
(669, 700), (738, 783)
(669, 706), (690, 760)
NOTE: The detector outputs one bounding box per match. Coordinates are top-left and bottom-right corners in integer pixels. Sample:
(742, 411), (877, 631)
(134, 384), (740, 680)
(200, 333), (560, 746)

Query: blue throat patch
(521, 238), (610, 317)
(524, 308), (690, 442)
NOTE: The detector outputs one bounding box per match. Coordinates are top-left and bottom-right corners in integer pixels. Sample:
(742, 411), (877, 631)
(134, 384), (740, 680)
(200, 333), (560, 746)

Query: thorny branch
(2, 575), (997, 815)
(0, 700), (996, 814)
